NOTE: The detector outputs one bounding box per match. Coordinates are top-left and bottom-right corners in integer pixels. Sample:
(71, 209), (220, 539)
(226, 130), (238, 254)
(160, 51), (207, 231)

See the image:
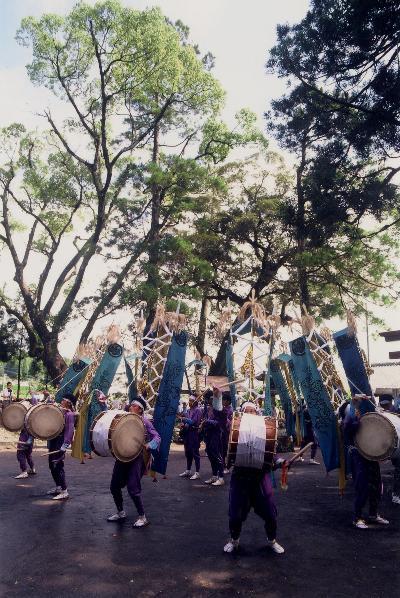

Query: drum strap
(236, 414), (265, 469)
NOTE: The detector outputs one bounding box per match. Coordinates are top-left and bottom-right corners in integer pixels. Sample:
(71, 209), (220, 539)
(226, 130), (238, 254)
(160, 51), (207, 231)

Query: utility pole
(16, 326), (23, 400)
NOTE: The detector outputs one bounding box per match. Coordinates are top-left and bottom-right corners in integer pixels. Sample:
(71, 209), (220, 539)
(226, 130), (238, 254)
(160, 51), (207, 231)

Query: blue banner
(226, 339), (237, 408)
(152, 331), (187, 475)
(90, 343), (123, 395)
(270, 359), (295, 438)
(333, 328), (372, 396)
(55, 358), (90, 403)
(290, 336), (340, 471)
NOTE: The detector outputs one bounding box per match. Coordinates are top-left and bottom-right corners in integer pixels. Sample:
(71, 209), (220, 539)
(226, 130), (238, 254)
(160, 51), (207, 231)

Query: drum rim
(90, 411), (145, 462)
(1, 401), (29, 431)
(25, 403), (65, 440)
(227, 411), (278, 469)
(355, 412), (397, 461)
(109, 412), (145, 462)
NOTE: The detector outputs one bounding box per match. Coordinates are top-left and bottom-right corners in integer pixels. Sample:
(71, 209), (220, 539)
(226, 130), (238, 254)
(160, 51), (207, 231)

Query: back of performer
(47, 393), (76, 501)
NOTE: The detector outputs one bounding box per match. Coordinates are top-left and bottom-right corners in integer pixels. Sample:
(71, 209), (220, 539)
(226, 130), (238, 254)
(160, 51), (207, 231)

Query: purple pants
(49, 455), (67, 491)
(205, 432), (224, 478)
(110, 457), (146, 516)
(229, 468), (277, 541)
(349, 448), (381, 520)
(17, 448), (34, 472)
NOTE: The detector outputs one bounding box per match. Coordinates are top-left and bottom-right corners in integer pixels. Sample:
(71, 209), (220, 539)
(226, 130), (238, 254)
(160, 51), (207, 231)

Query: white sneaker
(309, 459), (320, 465)
(132, 515), (149, 528)
(392, 494), (400, 505)
(15, 471), (28, 479)
(189, 472), (200, 480)
(267, 539), (285, 554)
(52, 490), (69, 500)
(179, 470), (191, 478)
(353, 519), (368, 529)
(298, 457), (305, 462)
(369, 515), (389, 525)
(211, 477), (225, 486)
(47, 486), (62, 496)
(28, 469), (36, 475)
(204, 476), (217, 485)
(224, 538), (239, 553)
(223, 468), (230, 475)
(107, 510), (127, 522)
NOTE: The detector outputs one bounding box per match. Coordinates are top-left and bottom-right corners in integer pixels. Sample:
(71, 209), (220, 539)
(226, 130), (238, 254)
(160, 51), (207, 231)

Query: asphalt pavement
(0, 446), (399, 598)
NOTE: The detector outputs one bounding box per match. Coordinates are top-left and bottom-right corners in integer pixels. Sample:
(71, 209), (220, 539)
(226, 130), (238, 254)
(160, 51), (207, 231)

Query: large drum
(355, 411), (400, 461)
(90, 409), (145, 462)
(227, 412), (277, 470)
(1, 400), (31, 432)
(25, 403), (65, 440)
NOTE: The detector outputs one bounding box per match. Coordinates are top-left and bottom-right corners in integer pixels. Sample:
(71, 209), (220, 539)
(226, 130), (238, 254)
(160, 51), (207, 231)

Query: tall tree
(0, 1), (235, 377)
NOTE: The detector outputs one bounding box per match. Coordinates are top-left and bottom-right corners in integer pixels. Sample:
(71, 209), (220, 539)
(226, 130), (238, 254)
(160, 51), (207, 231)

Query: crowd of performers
(5, 381), (400, 553)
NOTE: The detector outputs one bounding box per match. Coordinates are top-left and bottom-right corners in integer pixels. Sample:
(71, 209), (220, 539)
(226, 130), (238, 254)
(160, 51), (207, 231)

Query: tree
(0, 1), (239, 377)
(268, 0), (400, 168)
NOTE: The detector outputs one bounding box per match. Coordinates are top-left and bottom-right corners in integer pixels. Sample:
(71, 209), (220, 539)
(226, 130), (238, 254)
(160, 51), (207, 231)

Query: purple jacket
(143, 416), (161, 448)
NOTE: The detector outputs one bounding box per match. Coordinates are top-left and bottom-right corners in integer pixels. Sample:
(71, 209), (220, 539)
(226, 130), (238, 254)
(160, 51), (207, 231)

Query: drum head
(111, 414), (145, 462)
(2, 402), (29, 432)
(26, 404), (64, 440)
(356, 412), (396, 461)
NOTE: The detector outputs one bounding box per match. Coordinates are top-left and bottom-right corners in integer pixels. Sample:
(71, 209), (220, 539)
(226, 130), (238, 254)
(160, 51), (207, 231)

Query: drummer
(107, 395), (161, 528)
(2, 381), (14, 401)
(14, 392), (39, 479)
(179, 394), (202, 480)
(343, 394), (389, 528)
(47, 393), (76, 501)
(202, 387), (227, 486)
(379, 394), (400, 505)
(224, 401), (285, 555)
(222, 393), (233, 474)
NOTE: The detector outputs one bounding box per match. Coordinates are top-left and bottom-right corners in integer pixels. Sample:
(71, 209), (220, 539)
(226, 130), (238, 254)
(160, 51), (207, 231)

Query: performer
(47, 393), (76, 501)
(379, 394), (400, 505)
(222, 393), (233, 474)
(108, 395), (161, 528)
(15, 427), (36, 479)
(83, 389), (108, 459)
(179, 394), (202, 480)
(343, 395), (389, 528)
(299, 407), (319, 465)
(224, 401), (285, 554)
(203, 387), (227, 486)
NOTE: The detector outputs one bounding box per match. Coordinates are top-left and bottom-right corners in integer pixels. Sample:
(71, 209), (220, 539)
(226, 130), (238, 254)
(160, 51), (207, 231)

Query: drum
(355, 411), (400, 461)
(1, 400), (31, 432)
(25, 403), (65, 440)
(227, 412), (277, 469)
(90, 409), (145, 462)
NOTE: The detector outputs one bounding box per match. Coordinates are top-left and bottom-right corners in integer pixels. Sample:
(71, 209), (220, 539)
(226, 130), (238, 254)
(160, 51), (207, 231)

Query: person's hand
(60, 443), (70, 452)
(146, 439), (158, 450)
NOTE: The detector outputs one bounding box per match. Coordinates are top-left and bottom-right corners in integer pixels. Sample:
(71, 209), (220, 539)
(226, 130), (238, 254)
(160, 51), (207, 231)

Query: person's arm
(62, 411), (75, 448)
(144, 418), (161, 451)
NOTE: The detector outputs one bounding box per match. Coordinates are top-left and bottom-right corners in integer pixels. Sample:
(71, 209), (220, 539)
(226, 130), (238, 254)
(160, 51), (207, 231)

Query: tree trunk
(195, 295), (210, 356)
(42, 336), (67, 382)
(209, 330), (229, 376)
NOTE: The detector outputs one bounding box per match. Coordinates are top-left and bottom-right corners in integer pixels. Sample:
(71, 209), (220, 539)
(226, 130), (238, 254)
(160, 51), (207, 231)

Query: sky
(0, 0), (399, 370)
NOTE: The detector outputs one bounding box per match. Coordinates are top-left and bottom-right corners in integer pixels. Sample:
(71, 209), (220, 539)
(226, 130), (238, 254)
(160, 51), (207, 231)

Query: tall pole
(17, 327), (23, 400)
(365, 305), (370, 363)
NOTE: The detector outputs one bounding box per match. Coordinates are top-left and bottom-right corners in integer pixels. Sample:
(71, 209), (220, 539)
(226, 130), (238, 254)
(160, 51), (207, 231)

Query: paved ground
(0, 445), (399, 598)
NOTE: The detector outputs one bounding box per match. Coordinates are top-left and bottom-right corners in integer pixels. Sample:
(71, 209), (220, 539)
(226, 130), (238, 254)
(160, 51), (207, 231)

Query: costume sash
(55, 358), (90, 403)
(333, 328), (372, 396)
(90, 343), (123, 395)
(270, 359), (295, 438)
(290, 336), (340, 471)
(226, 339), (237, 408)
(152, 331), (187, 475)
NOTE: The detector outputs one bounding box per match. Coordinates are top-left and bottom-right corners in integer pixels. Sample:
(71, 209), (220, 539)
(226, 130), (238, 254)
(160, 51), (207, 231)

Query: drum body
(227, 412), (277, 470)
(355, 411), (400, 461)
(1, 400), (31, 432)
(25, 403), (65, 440)
(90, 409), (145, 462)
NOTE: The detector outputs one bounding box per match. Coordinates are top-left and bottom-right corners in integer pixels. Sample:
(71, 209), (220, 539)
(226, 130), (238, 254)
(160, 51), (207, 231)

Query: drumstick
(280, 442), (314, 491)
(197, 378), (246, 400)
(41, 449), (72, 457)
